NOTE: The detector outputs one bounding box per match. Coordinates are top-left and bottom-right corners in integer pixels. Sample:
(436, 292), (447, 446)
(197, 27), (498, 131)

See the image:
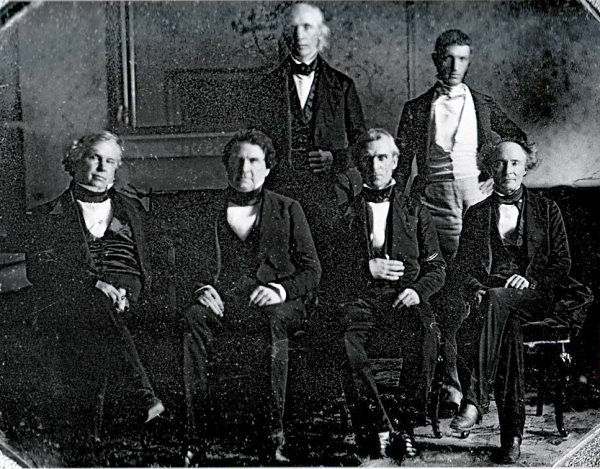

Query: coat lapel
(389, 189), (410, 258)
(257, 190), (282, 261)
(49, 189), (93, 267)
(523, 190), (544, 267)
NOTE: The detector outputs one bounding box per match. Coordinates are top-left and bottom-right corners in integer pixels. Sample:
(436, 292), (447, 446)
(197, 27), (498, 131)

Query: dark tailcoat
(339, 187), (446, 303)
(255, 55), (365, 178)
(26, 187), (151, 305)
(180, 188), (321, 305)
(181, 188), (321, 441)
(454, 187), (571, 299)
(395, 86), (527, 195)
(19, 186), (156, 437)
(339, 186), (445, 431)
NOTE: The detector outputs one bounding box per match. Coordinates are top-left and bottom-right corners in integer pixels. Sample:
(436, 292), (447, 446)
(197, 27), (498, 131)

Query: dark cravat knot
(226, 186), (263, 206)
(72, 183), (110, 203)
(362, 184), (394, 203)
(494, 185), (524, 205)
(291, 60), (317, 76)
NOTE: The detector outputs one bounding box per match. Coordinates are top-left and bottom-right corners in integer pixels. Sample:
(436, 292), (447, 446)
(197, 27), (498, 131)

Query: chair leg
(536, 357), (545, 416)
(555, 346), (570, 437)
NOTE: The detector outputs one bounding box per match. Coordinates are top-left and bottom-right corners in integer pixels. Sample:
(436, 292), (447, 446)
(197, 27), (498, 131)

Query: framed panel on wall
(104, 1), (285, 191)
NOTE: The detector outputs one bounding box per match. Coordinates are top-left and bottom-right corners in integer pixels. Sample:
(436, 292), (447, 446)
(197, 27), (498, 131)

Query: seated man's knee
(185, 304), (214, 330)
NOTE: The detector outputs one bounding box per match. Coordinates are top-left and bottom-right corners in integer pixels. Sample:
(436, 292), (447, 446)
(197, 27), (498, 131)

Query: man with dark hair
(182, 129), (321, 464)
(396, 29), (528, 411)
(254, 2), (365, 287)
(449, 140), (571, 463)
(338, 128), (445, 460)
(26, 131), (164, 434)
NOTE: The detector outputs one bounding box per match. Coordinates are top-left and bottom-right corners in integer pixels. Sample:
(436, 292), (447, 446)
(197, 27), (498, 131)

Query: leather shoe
(450, 402), (481, 431)
(497, 436), (521, 464)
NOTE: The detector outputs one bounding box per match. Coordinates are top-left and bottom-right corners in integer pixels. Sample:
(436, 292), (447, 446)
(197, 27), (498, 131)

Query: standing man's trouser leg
(423, 176), (490, 406)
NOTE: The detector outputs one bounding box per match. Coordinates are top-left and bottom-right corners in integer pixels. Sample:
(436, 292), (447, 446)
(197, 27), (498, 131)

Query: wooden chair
(522, 320), (572, 437)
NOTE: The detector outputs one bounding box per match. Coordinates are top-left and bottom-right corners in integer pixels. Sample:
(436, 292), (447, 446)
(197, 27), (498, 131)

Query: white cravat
(77, 199), (113, 238)
(432, 83), (468, 152)
(226, 204), (259, 242)
(224, 203), (286, 302)
(497, 205), (520, 240)
(364, 181), (395, 252)
(291, 57), (315, 109)
(368, 201), (390, 252)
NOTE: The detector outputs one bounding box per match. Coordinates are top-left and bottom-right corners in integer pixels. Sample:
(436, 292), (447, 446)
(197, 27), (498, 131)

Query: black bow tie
(494, 186), (524, 205)
(291, 60), (317, 76)
(362, 184), (394, 203)
(226, 186), (263, 206)
(72, 183), (110, 203)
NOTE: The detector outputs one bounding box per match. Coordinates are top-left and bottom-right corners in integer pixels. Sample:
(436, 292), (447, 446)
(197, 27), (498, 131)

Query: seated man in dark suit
(338, 128), (445, 459)
(182, 129), (321, 464)
(26, 132), (164, 435)
(449, 140), (571, 463)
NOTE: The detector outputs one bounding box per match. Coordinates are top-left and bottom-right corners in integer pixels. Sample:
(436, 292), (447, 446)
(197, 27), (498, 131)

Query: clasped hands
(95, 279), (129, 312)
(197, 285), (283, 317)
(368, 257), (420, 308)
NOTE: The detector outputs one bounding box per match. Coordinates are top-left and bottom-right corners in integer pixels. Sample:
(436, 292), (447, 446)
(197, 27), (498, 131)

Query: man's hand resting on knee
(197, 285), (225, 317)
(393, 288), (420, 308)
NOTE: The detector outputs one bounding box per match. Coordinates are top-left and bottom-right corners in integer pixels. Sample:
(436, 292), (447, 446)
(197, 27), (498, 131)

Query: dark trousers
(342, 288), (440, 433)
(433, 290), (469, 405)
(183, 298), (305, 442)
(459, 288), (552, 440)
(102, 273), (158, 409)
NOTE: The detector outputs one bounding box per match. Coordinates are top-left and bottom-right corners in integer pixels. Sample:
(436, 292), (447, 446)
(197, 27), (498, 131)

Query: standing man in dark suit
(255, 2), (365, 287)
(182, 130), (321, 465)
(396, 29), (528, 410)
(339, 129), (445, 459)
(449, 140), (571, 463)
(26, 132), (164, 435)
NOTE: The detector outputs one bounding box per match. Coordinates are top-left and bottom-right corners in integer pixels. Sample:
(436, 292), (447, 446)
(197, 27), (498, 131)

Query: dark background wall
(0, 0), (599, 209)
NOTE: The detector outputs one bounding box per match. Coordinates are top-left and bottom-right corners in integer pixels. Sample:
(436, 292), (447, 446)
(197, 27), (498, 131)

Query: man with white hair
(338, 128), (445, 460)
(26, 131), (164, 435)
(255, 2), (365, 291)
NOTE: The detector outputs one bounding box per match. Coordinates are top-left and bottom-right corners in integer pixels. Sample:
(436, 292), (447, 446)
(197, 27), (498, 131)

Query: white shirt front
(364, 181), (395, 253)
(430, 83), (479, 180)
(225, 203), (287, 301)
(291, 57), (315, 109)
(226, 204), (259, 242)
(77, 199), (113, 238)
(368, 201), (390, 253)
(497, 203), (520, 241)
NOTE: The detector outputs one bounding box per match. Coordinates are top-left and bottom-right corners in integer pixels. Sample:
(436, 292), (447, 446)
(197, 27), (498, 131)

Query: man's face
(73, 140), (121, 191)
(359, 137), (398, 190)
(227, 142), (271, 193)
(435, 44), (471, 86)
(284, 4), (321, 63)
(491, 142), (528, 195)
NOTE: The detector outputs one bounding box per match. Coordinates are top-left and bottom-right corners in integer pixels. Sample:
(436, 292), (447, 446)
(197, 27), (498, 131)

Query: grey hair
(283, 3), (331, 53)
(352, 128), (400, 165)
(486, 139), (539, 171)
(62, 131), (124, 176)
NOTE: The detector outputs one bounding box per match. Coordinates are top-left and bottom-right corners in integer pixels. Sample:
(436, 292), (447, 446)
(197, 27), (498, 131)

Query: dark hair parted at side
(434, 29), (471, 57)
(485, 138), (539, 171)
(222, 129), (277, 170)
(62, 131), (124, 176)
